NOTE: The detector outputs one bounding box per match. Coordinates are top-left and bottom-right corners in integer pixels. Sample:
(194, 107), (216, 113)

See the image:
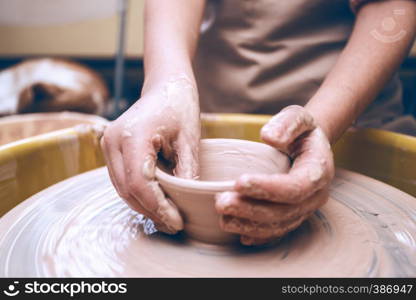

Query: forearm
(305, 0), (416, 143)
(143, 0), (206, 92)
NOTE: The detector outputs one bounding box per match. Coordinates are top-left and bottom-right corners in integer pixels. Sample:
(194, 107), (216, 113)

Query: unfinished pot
(155, 138), (291, 244)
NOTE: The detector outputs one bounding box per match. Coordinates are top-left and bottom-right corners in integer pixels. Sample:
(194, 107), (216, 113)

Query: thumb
(260, 105), (316, 153)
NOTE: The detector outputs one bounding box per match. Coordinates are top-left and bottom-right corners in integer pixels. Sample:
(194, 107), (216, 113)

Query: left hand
(215, 105), (335, 246)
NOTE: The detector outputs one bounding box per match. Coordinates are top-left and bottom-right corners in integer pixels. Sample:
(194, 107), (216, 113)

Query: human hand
(215, 105), (335, 245)
(101, 75), (200, 234)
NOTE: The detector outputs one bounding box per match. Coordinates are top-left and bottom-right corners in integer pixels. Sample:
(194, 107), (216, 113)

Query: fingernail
(260, 124), (272, 138)
(215, 192), (233, 206)
(236, 176), (273, 199)
(155, 222), (177, 234)
(241, 236), (277, 246)
(261, 119), (285, 137)
(236, 175), (258, 194)
(122, 129), (132, 138)
(156, 205), (184, 233)
(240, 236), (256, 246)
(237, 174), (253, 190)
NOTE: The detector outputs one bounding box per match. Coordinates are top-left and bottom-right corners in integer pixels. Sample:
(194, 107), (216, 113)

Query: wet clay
(156, 139), (290, 244)
(0, 167), (415, 277)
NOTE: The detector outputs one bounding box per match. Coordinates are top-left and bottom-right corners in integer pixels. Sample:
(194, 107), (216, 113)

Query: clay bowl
(155, 138), (290, 245)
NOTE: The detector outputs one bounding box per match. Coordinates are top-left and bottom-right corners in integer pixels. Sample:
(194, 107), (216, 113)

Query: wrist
(140, 73), (199, 110)
(304, 104), (336, 144)
(143, 67), (196, 95)
(305, 84), (358, 144)
(143, 50), (195, 90)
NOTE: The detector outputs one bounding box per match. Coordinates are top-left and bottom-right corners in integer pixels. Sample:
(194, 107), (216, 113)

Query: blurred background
(0, 0), (415, 120)
(0, 0), (144, 119)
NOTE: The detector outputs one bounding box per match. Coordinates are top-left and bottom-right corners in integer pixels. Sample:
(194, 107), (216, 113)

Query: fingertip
(260, 124), (272, 141)
(154, 194), (184, 232)
(100, 133), (112, 159)
(155, 222), (179, 235)
(151, 134), (163, 151)
(240, 235), (255, 246)
(135, 180), (184, 233)
(261, 106), (317, 152)
(99, 134), (106, 150)
(260, 123), (287, 150)
(235, 174), (265, 194)
(240, 235), (276, 246)
(234, 174), (253, 191)
(235, 174), (277, 201)
(214, 191), (235, 213)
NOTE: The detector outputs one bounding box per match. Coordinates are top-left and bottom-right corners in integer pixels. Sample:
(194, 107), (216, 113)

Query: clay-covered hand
(101, 76), (200, 234)
(215, 105), (335, 245)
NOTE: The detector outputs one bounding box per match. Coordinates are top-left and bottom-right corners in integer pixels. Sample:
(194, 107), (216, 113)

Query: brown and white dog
(0, 58), (109, 116)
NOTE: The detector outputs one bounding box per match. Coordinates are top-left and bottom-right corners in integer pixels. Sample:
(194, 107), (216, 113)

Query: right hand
(101, 76), (200, 234)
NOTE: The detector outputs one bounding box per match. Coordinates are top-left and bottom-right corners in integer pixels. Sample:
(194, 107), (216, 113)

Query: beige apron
(194, 0), (412, 133)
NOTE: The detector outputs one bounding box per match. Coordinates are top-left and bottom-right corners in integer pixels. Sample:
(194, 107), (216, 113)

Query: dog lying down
(0, 58), (109, 116)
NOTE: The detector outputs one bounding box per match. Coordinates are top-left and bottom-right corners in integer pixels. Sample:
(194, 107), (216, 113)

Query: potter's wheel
(1, 167), (415, 277)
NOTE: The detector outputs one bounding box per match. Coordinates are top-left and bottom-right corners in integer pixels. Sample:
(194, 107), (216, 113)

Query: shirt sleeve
(350, 0), (416, 14)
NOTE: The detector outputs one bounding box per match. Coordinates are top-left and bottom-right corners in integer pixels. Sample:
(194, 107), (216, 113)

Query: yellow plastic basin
(0, 112), (108, 146)
(0, 113), (415, 217)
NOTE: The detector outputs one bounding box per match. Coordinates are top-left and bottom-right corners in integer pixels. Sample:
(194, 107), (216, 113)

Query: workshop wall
(0, 0), (144, 57)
